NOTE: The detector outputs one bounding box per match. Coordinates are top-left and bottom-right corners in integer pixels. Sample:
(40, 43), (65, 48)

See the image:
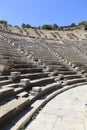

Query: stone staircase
(0, 32), (87, 130)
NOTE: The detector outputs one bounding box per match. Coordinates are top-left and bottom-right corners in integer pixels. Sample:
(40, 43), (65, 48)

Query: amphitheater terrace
(0, 23), (87, 130)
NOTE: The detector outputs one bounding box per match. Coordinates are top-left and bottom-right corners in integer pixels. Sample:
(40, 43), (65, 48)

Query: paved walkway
(26, 85), (87, 130)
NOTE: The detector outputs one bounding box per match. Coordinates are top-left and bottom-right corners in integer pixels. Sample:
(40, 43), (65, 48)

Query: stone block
(11, 72), (21, 82)
(30, 90), (41, 96)
(1, 58), (9, 64)
(20, 79), (30, 88)
(44, 66), (50, 72)
(75, 67), (79, 71)
(16, 92), (29, 98)
(32, 86), (42, 92)
(0, 98), (29, 125)
(0, 87), (14, 100)
(0, 64), (10, 75)
(55, 74), (64, 81)
(49, 70), (58, 76)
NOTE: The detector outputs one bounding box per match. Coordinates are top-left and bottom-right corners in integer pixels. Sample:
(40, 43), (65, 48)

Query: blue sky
(0, 0), (87, 26)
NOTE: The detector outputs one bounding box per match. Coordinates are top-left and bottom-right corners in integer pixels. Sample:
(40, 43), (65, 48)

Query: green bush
(85, 24), (87, 30)
(41, 23), (59, 30)
(21, 23), (32, 28)
(42, 24), (53, 30)
(53, 23), (59, 29)
(0, 20), (8, 25)
(70, 23), (77, 27)
(78, 21), (87, 26)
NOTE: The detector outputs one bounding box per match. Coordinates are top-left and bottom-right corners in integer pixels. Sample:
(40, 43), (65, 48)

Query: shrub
(85, 24), (87, 30)
(42, 24), (59, 30)
(70, 23), (77, 27)
(42, 24), (53, 30)
(0, 20), (8, 25)
(53, 23), (59, 29)
(21, 23), (32, 28)
(78, 21), (87, 26)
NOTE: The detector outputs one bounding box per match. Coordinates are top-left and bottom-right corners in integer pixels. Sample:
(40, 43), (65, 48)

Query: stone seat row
(1, 75), (87, 130)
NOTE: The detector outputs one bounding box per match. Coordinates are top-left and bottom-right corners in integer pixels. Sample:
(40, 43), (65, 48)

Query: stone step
(1, 54), (22, 58)
(64, 74), (83, 80)
(30, 77), (55, 87)
(13, 60), (28, 64)
(0, 97), (29, 125)
(42, 61), (62, 65)
(0, 76), (8, 81)
(48, 67), (70, 71)
(14, 87), (24, 94)
(16, 91), (29, 98)
(48, 65), (69, 68)
(0, 79), (13, 86)
(0, 87), (14, 101)
(1, 82), (62, 130)
(12, 64), (34, 68)
(63, 78), (86, 85)
(0, 83), (23, 101)
(10, 68), (42, 74)
(42, 82), (62, 93)
(1, 83), (19, 88)
(49, 68), (70, 72)
(58, 71), (76, 75)
(21, 72), (49, 80)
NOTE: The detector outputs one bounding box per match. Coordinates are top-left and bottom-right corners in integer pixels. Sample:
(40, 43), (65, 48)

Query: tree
(70, 23), (77, 27)
(59, 26), (64, 31)
(78, 21), (87, 30)
(21, 23), (26, 28)
(85, 24), (87, 30)
(26, 24), (32, 28)
(53, 23), (59, 29)
(0, 20), (8, 25)
(78, 21), (87, 26)
(21, 23), (32, 28)
(42, 24), (53, 30)
(42, 24), (59, 30)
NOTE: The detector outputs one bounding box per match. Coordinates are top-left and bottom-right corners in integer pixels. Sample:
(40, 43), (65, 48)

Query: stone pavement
(25, 85), (87, 130)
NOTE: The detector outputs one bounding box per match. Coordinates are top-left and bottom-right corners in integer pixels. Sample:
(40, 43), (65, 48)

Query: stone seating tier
(0, 33), (87, 129)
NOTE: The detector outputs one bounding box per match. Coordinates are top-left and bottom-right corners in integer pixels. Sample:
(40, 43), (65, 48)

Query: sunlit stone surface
(26, 85), (87, 130)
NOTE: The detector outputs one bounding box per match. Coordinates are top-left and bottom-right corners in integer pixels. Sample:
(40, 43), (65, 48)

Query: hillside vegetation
(0, 20), (87, 41)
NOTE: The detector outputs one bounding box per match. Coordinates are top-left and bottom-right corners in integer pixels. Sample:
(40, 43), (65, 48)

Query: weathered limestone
(75, 66), (80, 71)
(16, 91), (29, 98)
(57, 70), (76, 75)
(0, 79), (12, 86)
(21, 72), (49, 80)
(55, 74), (64, 81)
(0, 76), (8, 80)
(11, 71), (21, 82)
(30, 91), (41, 96)
(0, 58), (9, 65)
(4, 82), (62, 130)
(11, 68), (42, 74)
(26, 85), (87, 130)
(0, 87), (14, 100)
(0, 28), (87, 130)
(44, 66), (50, 72)
(30, 77), (54, 87)
(0, 98), (29, 125)
(14, 87), (23, 94)
(20, 78), (30, 88)
(32, 86), (42, 92)
(63, 78), (86, 85)
(42, 82), (62, 94)
(49, 70), (58, 76)
(64, 74), (83, 80)
(12, 63), (34, 68)
(0, 64), (10, 75)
